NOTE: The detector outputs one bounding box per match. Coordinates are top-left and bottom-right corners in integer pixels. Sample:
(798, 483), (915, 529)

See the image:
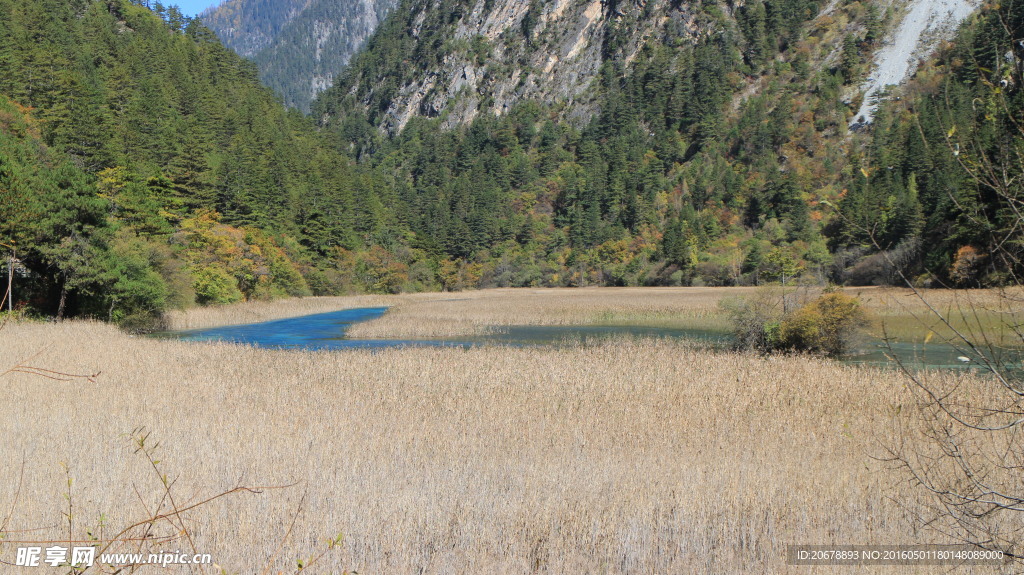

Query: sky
(173, 0), (222, 17)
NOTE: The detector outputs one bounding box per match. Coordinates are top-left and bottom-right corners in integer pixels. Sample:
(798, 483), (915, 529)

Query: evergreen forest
(1, 0), (1021, 328)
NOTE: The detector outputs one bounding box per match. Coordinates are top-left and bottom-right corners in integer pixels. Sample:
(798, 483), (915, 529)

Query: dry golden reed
(345, 287), (751, 338)
(164, 285), (1001, 343)
(854, 287), (1024, 345)
(162, 294), (400, 331)
(164, 287), (751, 337)
(0, 307), (1003, 573)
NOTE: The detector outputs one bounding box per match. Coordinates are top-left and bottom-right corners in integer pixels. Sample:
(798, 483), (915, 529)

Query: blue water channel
(164, 306), (1021, 370)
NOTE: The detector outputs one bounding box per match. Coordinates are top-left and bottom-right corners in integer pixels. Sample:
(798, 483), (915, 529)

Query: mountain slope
(2, 0), (1015, 330)
(198, 0), (308, 58)
(308, 0), (862, 287)
(318, 0), (723, 133)
(831, 2), (1024, 285)
(202, 0), (396, 111)
(312, 0), (1018, 289)
(0, 0), (394, 324)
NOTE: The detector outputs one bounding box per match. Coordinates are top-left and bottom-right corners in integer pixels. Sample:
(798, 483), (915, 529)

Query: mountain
(319, 0), (979, 134)
(198, 0), (308, 58)
(1, 0), (1020, 329)
(202, 0), (397, 111)
(318, 0), (709, 133)
(311, 0), (1023, 289)
(313, 0), (878, 281)
(0, 0), (394, 326)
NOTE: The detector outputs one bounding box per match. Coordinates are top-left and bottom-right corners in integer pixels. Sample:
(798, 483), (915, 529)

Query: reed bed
(0, 319), (1003, 573)
(163, 285), (1023, 352)
(338, 286), (1022, 344)
(164, 287), (752, 338)
(163, 293), (446, 331)
(856, 287), (1024, 346)
(345, 287), (752, 338)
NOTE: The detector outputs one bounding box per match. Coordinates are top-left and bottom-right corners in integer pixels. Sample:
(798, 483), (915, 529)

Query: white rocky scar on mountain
(850, 0), (980, 129)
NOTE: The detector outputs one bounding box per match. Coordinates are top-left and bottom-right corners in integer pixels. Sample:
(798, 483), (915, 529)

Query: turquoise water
(166, 307), (462, 350)
(164, 307), (1021, 370)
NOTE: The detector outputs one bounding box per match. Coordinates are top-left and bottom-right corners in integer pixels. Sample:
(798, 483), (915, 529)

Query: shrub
(720, 288), (786, 352)
(726, 289), (868, 356)
(779, 292), (867, 354)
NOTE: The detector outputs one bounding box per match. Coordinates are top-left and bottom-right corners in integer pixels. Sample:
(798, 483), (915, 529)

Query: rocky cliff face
(323, 0), (716, 133)
(200, 0), (309, 58)
(320, 0), (982, 139)
(202, 0), (396, 111)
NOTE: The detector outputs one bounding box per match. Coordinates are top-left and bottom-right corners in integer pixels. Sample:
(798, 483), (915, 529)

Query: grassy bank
(0, 319), (992, 573)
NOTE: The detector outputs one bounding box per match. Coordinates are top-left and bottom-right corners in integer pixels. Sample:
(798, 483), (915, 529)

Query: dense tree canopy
(0, 0), (382, 326)
(0, 0), (1017, 327)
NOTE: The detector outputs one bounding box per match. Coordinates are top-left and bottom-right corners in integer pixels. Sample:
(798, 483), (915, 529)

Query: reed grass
(856, 287), (1024, 346)
(162, 293), (446, 331)
(345, 287), (752, 338)
(342, 286), (1017, 343)
(0, 318), (1002, 573)
(164, 286), (1023, 354)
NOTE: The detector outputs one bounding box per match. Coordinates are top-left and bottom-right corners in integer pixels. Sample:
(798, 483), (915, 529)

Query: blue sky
(173, 0), (221, 17)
